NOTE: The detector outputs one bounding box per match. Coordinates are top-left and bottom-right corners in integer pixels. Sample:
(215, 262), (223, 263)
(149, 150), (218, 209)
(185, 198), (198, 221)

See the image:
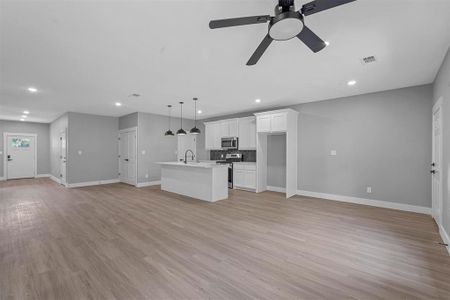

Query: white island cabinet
(158, 162), (228, 202)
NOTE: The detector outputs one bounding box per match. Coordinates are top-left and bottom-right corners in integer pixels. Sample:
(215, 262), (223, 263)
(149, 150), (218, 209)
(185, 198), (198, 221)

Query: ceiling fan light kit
(209, 0), (356, 65)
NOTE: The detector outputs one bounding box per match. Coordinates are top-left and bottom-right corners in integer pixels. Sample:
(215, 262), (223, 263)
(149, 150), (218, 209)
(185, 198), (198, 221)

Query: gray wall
(0, 120), (50, 177)
(67, 112), (118, 184)
(119, 112), (138, 130)
(199, 84), (433, 208)
(137, 112), (194, 183)
(295, 85), (432, 207)
(49, 113), (68, 178)
(433, 46), (450, 235)
(267, 134), (286, 188)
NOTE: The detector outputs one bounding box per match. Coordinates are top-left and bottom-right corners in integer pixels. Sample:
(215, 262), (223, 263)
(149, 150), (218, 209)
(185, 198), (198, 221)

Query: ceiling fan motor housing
(278, 0), (295, 9)
(269, 10), (304, 41)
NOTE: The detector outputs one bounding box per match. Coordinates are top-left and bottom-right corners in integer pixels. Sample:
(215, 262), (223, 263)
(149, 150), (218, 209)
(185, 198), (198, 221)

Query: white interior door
(177, 135), (196, 162)
(119, 129), (137, 185)
(5, 134), (36, 179)
(59, 130), (67, 185)
(432, 101), (443, 226)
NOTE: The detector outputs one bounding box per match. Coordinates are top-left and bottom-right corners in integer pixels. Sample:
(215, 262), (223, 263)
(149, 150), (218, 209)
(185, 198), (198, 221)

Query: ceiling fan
(209, 0), (356, 65)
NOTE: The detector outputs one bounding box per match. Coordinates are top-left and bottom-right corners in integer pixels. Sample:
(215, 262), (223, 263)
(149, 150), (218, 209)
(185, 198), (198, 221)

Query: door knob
(431, 162), (436, 167)
(124, 158), (129, 161)
(430, 170), (436, 174)
(7, 155), (12, 161)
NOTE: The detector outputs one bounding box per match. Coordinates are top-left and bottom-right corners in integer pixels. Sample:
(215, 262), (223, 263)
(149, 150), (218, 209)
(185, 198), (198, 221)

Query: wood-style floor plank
(1, 178), (449, 299)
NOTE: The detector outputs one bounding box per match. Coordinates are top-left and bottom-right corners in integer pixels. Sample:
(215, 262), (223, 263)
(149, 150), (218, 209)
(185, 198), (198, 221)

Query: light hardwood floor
(1, 178), (449, 299)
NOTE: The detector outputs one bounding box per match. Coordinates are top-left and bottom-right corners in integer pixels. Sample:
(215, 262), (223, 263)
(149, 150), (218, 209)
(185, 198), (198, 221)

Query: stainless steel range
(216, 153), (243, 188)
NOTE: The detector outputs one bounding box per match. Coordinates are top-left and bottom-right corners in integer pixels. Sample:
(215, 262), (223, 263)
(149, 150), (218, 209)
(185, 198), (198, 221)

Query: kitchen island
(158, 162), (228, 202)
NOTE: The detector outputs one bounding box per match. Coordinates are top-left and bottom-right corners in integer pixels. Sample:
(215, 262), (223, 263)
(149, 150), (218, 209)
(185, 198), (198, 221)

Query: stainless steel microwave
(221, 137), (238, 150)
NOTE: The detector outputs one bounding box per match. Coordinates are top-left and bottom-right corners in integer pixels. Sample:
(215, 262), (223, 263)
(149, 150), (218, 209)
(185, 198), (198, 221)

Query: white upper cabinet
(228, 119), (238, 137)
(204, 123), (214, 149)
(271, 113), (287, 132)
(204, 118), (241, 150)
(238, 117), (256, 149)
(256, 115), (272, 133)
(256, 111), (288, 133)
(205, 122), (221, 150)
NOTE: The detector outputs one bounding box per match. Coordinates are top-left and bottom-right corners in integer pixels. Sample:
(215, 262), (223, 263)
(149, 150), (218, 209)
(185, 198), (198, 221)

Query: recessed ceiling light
(197, 110), (202, 114)
(325, 41), (330, 46)
(23, 110), (30, 114)
(27, 87), (38, 93)
(347, 80), (357, 86)
(115, 102), (122, 107)
(255, 98), (261, 103)
(20, 118), (25, 121)
(21, 115), (27, 118)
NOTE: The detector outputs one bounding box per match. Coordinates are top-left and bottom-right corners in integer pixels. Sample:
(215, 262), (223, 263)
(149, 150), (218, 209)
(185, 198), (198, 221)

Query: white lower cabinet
(233, 163), (256, 190)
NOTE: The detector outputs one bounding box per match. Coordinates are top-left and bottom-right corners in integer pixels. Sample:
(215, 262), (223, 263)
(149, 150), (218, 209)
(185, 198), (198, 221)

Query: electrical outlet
(330, 150), (337, 156)
(366, 186), (372, 194)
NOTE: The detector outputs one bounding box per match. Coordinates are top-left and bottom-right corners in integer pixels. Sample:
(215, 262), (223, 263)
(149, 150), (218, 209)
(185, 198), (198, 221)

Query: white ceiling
(1, 0), (449, 123)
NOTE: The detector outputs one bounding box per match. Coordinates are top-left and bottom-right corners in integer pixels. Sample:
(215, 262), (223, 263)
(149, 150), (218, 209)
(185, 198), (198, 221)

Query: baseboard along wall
(136, 181), (161, 188)
(266, 185), (431, 215)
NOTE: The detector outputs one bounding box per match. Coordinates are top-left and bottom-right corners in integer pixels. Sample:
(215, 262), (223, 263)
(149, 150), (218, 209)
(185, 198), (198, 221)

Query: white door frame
(432, 97), (443, 226)
(3, 132), (38, 179)
(118, 127), (138, 186)
(59, 130), (67, 186)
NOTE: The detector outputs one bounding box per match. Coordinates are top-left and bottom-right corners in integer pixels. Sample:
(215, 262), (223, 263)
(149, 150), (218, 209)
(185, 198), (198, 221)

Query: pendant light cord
(180, 102), (183, 128)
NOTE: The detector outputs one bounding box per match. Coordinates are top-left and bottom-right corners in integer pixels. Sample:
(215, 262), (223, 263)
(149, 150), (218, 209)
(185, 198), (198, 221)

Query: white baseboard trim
(67, 178), (120, 188)
(296, 190), (431, 215)
(266, 186), (286, 193)
(136, 180), (161, 188)
(49, 175), (61, 184)
(439, 224), (450, 255)
(36, 174), (51, 178)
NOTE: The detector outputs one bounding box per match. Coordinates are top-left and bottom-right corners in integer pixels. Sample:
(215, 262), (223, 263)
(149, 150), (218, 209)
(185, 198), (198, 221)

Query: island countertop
(157, 161), (227, 169)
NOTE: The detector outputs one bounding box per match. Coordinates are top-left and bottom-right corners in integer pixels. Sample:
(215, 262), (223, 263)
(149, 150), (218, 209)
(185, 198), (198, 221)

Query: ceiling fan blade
(301, 0), (356, 16)
(296, 26), (326, 53)
(247, 34), (273, 66)
(209, 15), (271, 29)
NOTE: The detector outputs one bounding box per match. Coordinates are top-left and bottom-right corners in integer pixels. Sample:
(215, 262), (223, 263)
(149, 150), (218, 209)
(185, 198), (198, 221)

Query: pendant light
(190, 97), (201, 135)
(176, 101), (187, 136)
(164, 105), (174, 136)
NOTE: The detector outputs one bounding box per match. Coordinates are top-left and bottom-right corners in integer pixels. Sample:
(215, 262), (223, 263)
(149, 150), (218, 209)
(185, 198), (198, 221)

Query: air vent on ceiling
(361, 55), (376, 65)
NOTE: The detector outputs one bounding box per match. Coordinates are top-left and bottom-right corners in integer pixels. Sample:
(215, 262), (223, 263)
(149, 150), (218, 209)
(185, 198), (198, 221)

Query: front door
(6, 134), (36, 179)
(119, 129), (137, 185)
(432, 100), (443, 226)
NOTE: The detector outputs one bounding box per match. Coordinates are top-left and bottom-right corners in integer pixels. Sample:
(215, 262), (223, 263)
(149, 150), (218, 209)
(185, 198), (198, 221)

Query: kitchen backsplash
(210, 150), (256, 162)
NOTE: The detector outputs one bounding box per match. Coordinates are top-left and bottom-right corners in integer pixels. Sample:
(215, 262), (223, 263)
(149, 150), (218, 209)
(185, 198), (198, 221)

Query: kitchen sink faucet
(184, 149), (195, 164)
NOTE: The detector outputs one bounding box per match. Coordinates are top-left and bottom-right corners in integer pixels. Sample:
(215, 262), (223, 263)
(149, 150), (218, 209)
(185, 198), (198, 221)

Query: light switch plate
(366, 186), (372, 194)
(330, 150), (337, 156)
(0, 151), (2, 155)
(77, 150), (82, 156)
(141, 150), (146, 155)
